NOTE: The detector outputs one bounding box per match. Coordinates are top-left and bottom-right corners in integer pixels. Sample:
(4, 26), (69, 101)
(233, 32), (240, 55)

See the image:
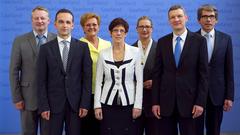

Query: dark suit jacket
(133, 40), (157, 117)
(152, 30), (209, 117)
(37, 37), (92, 114)
(196, 29), (234, 105)
(9, 31), (56, 111)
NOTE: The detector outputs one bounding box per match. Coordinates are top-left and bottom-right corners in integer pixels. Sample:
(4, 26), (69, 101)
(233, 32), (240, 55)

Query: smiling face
(54, 12), (74, 39)
(168, 8), (188, 33)
(198, 10), (218, 32)
(83, 17), (100, 38)
(32, 9), (50, 34)
(137, 19), (153, 40)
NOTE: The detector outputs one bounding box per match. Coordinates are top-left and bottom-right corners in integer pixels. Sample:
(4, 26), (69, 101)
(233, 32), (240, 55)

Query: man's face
(54, 13), (74, 39)
(32, 10), (50, 34)
(137, 19), (153, 40)
(198, 10), (218, 32)
(83, 18), (100, 37)
(168, 9), (188, 32)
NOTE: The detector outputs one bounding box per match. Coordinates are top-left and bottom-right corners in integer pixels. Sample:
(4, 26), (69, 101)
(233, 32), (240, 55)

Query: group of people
(9, 4), (234, 135)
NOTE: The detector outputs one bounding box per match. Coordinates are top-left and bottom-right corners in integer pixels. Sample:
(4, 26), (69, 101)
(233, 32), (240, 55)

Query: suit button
(116, 70), (120, 73)
(116, 83), (120, 86)
(116, 76), (120, 80)
(65, 76), (68, 80)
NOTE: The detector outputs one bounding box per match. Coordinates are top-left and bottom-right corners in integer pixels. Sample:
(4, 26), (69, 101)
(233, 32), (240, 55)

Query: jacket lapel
(178, 31), (192, 68)
(66, 38), (76, 72)
(27, 32), (38, 57)
(51, 38), (66, 73)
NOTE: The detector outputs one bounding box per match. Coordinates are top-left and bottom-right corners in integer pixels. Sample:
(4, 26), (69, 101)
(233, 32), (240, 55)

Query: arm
(193, 37), (208, 118)
(224, 35), (234, 111)
(94, 52), (104, 120)
(133, 49), (143, 119)
(79, 43), (92, 112)
(37, 45), (50, 114)
(152, 39), (163, 119)
(9, 37), (24, 109)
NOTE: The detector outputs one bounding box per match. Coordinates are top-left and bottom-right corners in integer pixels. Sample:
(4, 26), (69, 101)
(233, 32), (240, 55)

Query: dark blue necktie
(174, 36), (181, 67)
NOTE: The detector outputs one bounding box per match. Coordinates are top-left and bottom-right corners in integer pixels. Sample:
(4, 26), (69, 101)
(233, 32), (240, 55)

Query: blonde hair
(80, 13), (101, 27)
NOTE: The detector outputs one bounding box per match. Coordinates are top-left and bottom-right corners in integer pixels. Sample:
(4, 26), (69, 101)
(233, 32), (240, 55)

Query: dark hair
(108, 17), (129, 33)
(197, 4), (218, 21)
(168, 5), (186, 17)
(55, 8), (74, 22)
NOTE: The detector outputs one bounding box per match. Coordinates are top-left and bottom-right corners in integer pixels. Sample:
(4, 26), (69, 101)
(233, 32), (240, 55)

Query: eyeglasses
(137, 25), (152, 30)
(201, 15), (216, 20)
(85, 23), (98, 28)
(112, 29), (125, 34)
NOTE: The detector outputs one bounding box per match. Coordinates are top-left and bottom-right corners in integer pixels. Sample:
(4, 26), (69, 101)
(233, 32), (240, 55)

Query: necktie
(37, 35), (46, 51)
(204, 33), (213, 62)
(174, 36), (181, 67)
(62, 40), (69, 71)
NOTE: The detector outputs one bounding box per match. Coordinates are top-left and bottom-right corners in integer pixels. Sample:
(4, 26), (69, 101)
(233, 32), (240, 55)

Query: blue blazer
(152, 30), (209, 117)
(197, 29), (234, 105)
(37, 37), (92, 113)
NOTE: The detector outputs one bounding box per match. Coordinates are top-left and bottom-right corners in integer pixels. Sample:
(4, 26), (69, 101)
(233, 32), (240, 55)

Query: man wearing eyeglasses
(196, 4), (234, 135)
(132, 16), (159, 135)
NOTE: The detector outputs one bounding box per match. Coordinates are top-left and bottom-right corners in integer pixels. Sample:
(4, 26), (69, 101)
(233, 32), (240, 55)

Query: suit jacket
(133, 40), (157, 117)
(196, 29), (234, 105)
(94, 44), (143, 109)
(152, 30), (209, 117)
(9, 31), (56, 111)
(37, 37), (92, 114)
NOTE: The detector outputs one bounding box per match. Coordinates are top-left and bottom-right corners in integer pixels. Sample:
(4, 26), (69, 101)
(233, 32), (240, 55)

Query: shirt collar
(201, 28), (215, 38)
(173, 29), (188, 42)
(33, 30), (48, 38)
(57, 36), (71, 44)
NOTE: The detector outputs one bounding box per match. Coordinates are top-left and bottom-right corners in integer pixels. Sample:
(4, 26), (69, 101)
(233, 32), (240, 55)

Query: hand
(15, 101), (24, 110)
(152, 105), (161, 119)
(41, 111), (50, 120)
(132, 108), (142, 119)
(79, 108), (88, 118)
(192, 105), (203, 119)
(94, 108), (103, 120)
(143, 80), (152, 89)
(223, 99), (233, 112)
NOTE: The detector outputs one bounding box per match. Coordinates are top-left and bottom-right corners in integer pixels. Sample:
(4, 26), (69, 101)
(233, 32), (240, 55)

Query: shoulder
(98, 37), (111, 47)
(72, 37), (88, 46)
(14, 32), (33, 41)
(215, 30), (231, 39)
(131, 41), (138, 47)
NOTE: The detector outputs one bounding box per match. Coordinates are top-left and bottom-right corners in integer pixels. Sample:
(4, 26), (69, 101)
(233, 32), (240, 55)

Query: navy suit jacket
(133, 40), (157, 117)
(152, 30), (209, 117)
(37, 37), (92, 113)
(196, 29), (234, 105)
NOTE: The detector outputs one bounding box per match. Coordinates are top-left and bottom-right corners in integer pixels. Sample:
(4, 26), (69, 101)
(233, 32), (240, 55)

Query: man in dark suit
(132, 16), (159, 135)
(152, 5), (209, 135)
(9, 6), (56, 135)
(37, 9), (92, 135)
(196, 4), (234, 135)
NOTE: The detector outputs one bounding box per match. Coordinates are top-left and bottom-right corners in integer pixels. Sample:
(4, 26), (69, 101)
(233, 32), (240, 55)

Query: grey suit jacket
(9, 31), (56, 111)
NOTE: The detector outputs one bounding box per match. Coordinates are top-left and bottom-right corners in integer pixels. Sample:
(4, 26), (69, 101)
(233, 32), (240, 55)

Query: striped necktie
(62, 40), (69, 71)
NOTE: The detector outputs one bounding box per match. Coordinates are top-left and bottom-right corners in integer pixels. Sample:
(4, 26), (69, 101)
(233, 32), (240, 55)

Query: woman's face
(110, 25), (127, 44)
(83, 18), (99, 37)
